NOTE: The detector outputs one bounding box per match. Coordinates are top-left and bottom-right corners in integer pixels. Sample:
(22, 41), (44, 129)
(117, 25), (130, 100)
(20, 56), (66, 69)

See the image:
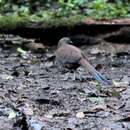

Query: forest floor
(0, 34), (130, 130)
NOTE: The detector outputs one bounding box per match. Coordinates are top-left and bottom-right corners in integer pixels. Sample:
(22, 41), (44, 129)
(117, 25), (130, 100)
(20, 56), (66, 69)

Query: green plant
(86, 0), (129, 19)
(55, 0), (87, 17)
(0, 15), (28, 30)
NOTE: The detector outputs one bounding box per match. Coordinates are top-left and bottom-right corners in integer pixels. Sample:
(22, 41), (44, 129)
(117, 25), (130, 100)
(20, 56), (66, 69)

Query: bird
(55, 37), (111, 85)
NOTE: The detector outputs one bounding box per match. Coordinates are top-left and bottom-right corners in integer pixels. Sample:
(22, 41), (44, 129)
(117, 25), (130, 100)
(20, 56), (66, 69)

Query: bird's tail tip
(92, 70), (112, 86)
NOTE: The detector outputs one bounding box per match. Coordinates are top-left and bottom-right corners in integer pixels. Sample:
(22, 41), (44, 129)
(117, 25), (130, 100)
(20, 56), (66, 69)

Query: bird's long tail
(79, 57), (111, 85)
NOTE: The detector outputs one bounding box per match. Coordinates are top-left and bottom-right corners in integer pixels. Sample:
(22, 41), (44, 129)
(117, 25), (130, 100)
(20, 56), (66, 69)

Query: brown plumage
(55, 37), (111, 85)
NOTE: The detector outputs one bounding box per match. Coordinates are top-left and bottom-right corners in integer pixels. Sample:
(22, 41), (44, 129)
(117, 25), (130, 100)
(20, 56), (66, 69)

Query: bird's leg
(71, 70), (84, 81)
(59, 67), (70, 81)
(72, 71), (76, 81)
(57, 65), (62, 82)
(76, 70), (81, 81)
(53, 61), (63, 91)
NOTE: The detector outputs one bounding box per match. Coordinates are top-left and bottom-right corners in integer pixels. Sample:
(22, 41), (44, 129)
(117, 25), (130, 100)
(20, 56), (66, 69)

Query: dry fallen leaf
(8, 110), (16, 119)
(91, 104), (107, 112)
(1, 74), (13, 80)
(18, 103), (33, 116)
(113, 80), (129, 87)
(24, 42), (45, 52)
(44, 114), (53, 119)
(76, 112), (85, 118)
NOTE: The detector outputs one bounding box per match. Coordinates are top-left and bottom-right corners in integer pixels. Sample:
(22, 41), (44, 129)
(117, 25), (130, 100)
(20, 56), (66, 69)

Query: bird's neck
(58, 42), (68, 48)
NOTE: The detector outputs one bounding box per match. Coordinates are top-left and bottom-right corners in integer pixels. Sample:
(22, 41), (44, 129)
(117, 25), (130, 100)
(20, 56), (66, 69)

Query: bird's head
(58, 37), (73, 48)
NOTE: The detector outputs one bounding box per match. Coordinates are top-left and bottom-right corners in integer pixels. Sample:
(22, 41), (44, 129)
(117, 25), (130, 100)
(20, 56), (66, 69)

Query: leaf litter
(0, 34), (130, 130)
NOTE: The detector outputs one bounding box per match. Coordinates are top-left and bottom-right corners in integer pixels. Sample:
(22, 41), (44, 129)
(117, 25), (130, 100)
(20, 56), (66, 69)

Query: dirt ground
(0, 34), (130, 130)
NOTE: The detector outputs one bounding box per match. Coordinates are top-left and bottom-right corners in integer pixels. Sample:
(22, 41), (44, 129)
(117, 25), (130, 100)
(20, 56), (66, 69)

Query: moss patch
(0, 12), (85, 31)
(0, 15), (28, 31)
(41, 15), (85, 27)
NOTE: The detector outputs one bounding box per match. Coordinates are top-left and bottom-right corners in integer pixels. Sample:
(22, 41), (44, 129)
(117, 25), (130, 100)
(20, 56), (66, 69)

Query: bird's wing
(56, 44), (82, 64)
